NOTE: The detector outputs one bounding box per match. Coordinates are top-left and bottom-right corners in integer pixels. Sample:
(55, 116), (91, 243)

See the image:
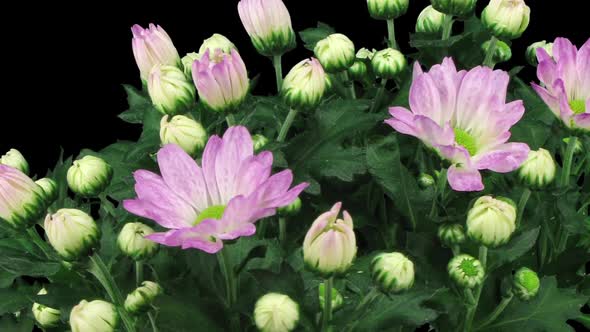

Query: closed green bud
(181, 52), (200, 77)
(371, 252), (415, 293)
(526, 41), (553, 66)
(1, 149), (29, 175)
(318, 283), (344, 312)
(448, 254), (485, 288)
(199, 33), (236, 56)
(252, 134), (270, 152)
(278, 197), (302, 217)
(348, 61), (368, 81)
(467, 196), (516, 247)
(518, 148), (556, 189)
(418, 173), (435, 189)
(416, 6), (445, 34)
(513, 267), (540, 301)
(430, 0), (477, 17)
(371, 48), (407, 79)
(117, 222), (159, 261)
(438, 223), (466, 247)
(70, 300), (118, 332)
(482, 0), (530, 40)
(67, 155), (113, 197)
(356, 48), (377, 61)
(148, 64), (196, 115)
(314, 34), (355, 73)
(282, 58), (327, 111)
(254, 293), (299, 332)
(160, 115), (207, 156)
(35, 178), (58, 206)
(124, 281), (163, 314)
(481, 39), (512, 63)
(44, 209), (100, 261)
(562, 138), (583, 155)
(367, 0), (409, 20)
(32, 288), (61, 328)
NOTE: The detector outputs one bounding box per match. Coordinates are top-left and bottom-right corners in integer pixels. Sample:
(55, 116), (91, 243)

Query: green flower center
(454, 128), (478, 156)
(194, 205), (226, 225)
(569, 99), (586, 115)
(459, 258), (479, 277)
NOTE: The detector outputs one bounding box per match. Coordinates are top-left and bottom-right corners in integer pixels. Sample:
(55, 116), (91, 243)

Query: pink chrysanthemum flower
(385, 58), (530, 192)
(532, 37), (589, 132)
(124, 126), (308, 253)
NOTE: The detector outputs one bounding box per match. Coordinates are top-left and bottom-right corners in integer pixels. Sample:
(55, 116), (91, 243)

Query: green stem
(135, 261), (144, 287)
(354, 287), (380, 312)
(516, 188), (531, 228)
(576, 314), (590, 329)
(342, 71), (357, 99)
(272, 55), (283, 92)
(148, 312), (159, 332)
(429, 168), (448, 218)
(278, 217), (287, 245)
(464, 246), (488, 332)
(560, 136), (578, 188)
(370, 79), (388, 112)
(442, 14), (454, 40)
(387, 19), (397, 49)
(217, 249), (239, 331)
(225, 114), (237, 127)
(479, 246), (488, 269)
(483, 36), (498, 68)
(477, 295), (513, 329)
(276, 109), (299, 143)
(321, 277), (334, 332)
(88, 254), (136, 332)
(451, 245), (461, 256)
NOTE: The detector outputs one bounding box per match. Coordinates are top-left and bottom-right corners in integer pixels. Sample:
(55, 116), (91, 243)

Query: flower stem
(321, 277), (334, 332)
(278, 217), (287, 245)
(342, 71), (357, 99)
(477, 295), (513, 329)
(88, 254), (136, 332)
(354, 287), (380, 312)
(135, 261), (144, 287)
(272, 55), (283, 92)
(463, 246), (488, 332)
(560, 136), (578, 188)
(516, 188), (531, 228)
(387, 19), (397, 49)
(442, 14), (454, 40)
(429, 168), (448, 218)
(277, 109), (299, 143)
(148, 312), (159, 332)
(225, 114), (237, 127)
(370, 79), (388, 112)
(483, 36), (498, 68)
(217, 248), (239, 332)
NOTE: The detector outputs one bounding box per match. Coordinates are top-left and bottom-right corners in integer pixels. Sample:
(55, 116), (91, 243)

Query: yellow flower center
(569, 99), (586, 115)
(454, 128), (478, 156)
(194, 205), (226, 225)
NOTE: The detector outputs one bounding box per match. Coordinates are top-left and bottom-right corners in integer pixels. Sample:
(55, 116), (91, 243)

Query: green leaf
(488, 227), (540, 271)
(299, 22), (335, 51)
(155, 294), (224, 332)
(479, 277), (588, 332)
(118, 84), (153, 124)
(0, 288), (31, 315)
(0, 240), (61, 277)
(0, 315), (34, 332)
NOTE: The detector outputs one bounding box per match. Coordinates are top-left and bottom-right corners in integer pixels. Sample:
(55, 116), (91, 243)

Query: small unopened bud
(481, 0), (530, 40)
(466, 196), (516, 247)
(160, 115), (207, 156)
(438, 223), (466, 247)
(416, 6), (445, 34)
(518, 148), (556, 189)
(44, 209), (100, 261)
(32, 288), (61, 328)
(448, 254), (485, 288)
(356, 48), (377, 61)
(282, 58), (328, 111)
(526, 41), (553, 66)
(181, 52), (200, 77)
(348, 61), (368, 81)
(481, 39), (512, 64)
(1, 149), (29, 175)
(318, 283), (344, 312)
(513, 267), (540, 301)
(314, 34), (355, 73)
(562, 138), (583, 155)
(252, 134), (270, 152)
(117, 222), (159, 261)
(418, 173), (435, 189)
(367, 0), (409, 20)
(278, 197), (302, 217)
(148, 64), (196, 115)
(124, 281), (163, 314)
(70, 299), (118, 332)
(35, 178), (58, 206)
(371, 48), (407, 79)
(67, 156), (113, 197)
(254, 293), (300, 332)
(430, 0), (477, 17)
(199, 33), (236, 56)
(371, 252), (415, 293)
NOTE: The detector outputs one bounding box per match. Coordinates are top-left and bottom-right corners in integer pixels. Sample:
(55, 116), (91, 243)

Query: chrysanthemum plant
(1, 1), (589, 331)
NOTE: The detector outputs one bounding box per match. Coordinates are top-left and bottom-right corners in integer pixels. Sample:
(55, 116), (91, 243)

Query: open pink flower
(124, 126), (307, 253)
(532, 37), (589, 132)
(385, 58), (530, 191)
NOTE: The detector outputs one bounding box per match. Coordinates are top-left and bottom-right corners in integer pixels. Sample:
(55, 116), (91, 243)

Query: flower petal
(553, 37), (579, 97)
(201, 135), (223, 205)
(474, 143), (530, 172)
(531, 83), (561, 117)
(234, 151), (273, 197)
(214, 126), (254, 203)
(447, 165), (484, 192)
(576, 38), (590, 99)
(145, 219), (223, 253)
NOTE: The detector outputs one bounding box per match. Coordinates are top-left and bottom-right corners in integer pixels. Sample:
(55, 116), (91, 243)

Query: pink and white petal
(573, 111), (590, 131)
(214, 126), (254, 203)
(388, 106), (415, 121)
(269, 182), (308, 208)
(424, 57), (464, 123)
(536, 57), (559, 93)
(436, 144), (470, 165)
(234, 152), (273, 197)
(342, 210), (353, 228)
(413, 116), (455, 146)
(216, 196), (266, 239)
(157, 144), (210, 212)
(531, 83), (561, 117)
(201, 135), (223, 205)
(145, 220), (223, 253)
(412, 61), (424, 80)
(447, 165), (484, 192)
(494, 100), (526, 132)
(553, 37), (579, 97)
(576, 38), (590, 99)
(409, 73), (443, 122)
(385, 108), (418, 137)
(536, 47), (553, 64)
(474, 143), (530, 172)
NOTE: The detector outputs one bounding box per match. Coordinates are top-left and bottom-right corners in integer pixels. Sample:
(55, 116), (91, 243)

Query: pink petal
(531, 83), (561, 117)
(214, 126), (254, 203)
(537, 56), (559, 93)
(385, 107), (418, 137)
(474, 143), (530, 172)
(573, 110), (590, 131)
(553, 38), (579, 96)
(576, 38), (590, 99)
(234, 151), (273, 197)
(216, 195), (262, 240)
(447, 165), (484, 192)
(145, 219), (223, 253)
(201, 135), (223, 205)
(412, 115), (455, 147)
(436, 144), (470, 165)
(494, 100), (526, 132)
(409, 73), (443, 122)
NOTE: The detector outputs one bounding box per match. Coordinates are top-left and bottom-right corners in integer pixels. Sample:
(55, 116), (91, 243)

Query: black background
(2, 0), (587, 177)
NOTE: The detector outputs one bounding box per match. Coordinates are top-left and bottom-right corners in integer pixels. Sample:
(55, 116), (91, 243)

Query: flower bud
(117, 222), (159, 261)
(562, 138), (583, 155)
(303, 202), (356, 276)
(513, 267), (540, 301)
(238, 0), (296, 56)
(314, 34), (355, 73)
(124, 281), (163, 314)
(192, 49), (249, 113)
(371, 48), (407, 79)
(318, 283), (343, 312)
(371, 252), (415, 293)
(416, 6), (445, 34)
(367, 0), (409, 20)
(481, 0), (530, 40)
(481, 39), (512, 64)
(517, 148), (556, 189)
(32, 288), (61, 328)
(348, 61), (368, 81)
(438, 223), (466, 247)
(148, 65), (196, 115)
(467, 196), (516, 247)
(254, 293), (299, 332)
(278, 197), (302, 217)
(44, 209), (100, 261)
(199, 33), (236, 56)
(448, 254), (485, 288)
(35, 178), (58, 206)
(0, 165), (46, 229)
(160, 115), (207, 156)
(67, 156), (113, 197)
(252, 134), (270, 152)
(430, 0), (476, 17)
(526, 41), (553, 66)
(70, 299), (118, 332)
(131, 24), (180, 82)
(418, 173), (435, 189)
(356, 48), (377, 61)
(1, 149), (29, 175)
(282, 58), (328, 111)
(181, 52), (200, 77)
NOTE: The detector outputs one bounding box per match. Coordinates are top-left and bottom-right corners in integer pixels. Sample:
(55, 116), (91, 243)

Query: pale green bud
(160, 115), (207, 156)
(430, 0), (477, 17)
(281, 58), (327, 111)
(481, 0), (530, 40)
(448, 254), (485, 288)
(254, 293), (299, 332)
(367, 0), (409, 20)
(70, 300), (118, 332)
(277, 197), (302, 217)
(117, 222), (159, 261)
(562, 138), (583, 155)
(199, 33), (236, 56)
(356, 48), (377, 61)
(438, 223), (466, 247)
(318, 283), (344, 312)
(481, 39), (512, 63)
(32, 288), (61, 328)
(371, 252), (415, 293)
(518, 148), (556, 189)
(314, 34), (355, 73)
(416, 6), (445, 34)
(124, 281), (163, 314)
(348, 61), (368, 81)
(526, 41), (553, 66)
(252, 134), (270, 152)
(1, 149), (29, 175)
(371, 48), (407, 79)
(67, 155), (113, 197)
(35, 178), (58, 206)
(467, 196), (516, 247)
(513, 267), (540, 301)
(418, 173), (436, 189)
(148, 64), (196, 115)
(44, 209), (100, 261)
(181, 52), (200, 77)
